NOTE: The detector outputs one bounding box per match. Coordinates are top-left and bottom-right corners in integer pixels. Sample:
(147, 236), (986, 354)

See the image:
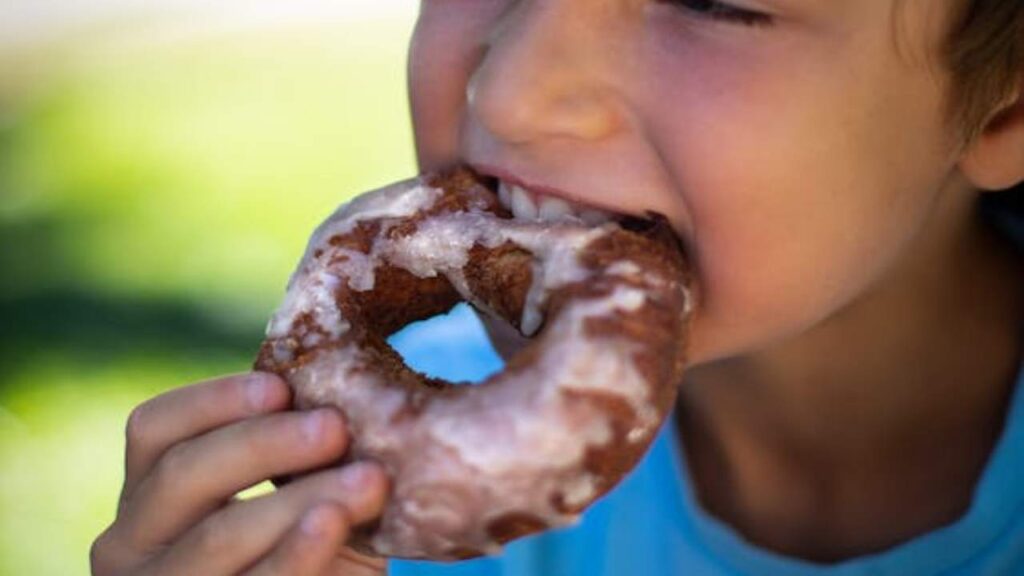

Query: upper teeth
(497, 180), (614, 225)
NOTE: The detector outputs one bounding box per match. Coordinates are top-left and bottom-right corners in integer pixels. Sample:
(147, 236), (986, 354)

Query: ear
(959, 83), (1024, 191)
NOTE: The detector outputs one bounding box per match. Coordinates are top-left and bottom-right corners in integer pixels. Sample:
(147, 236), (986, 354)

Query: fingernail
(336, 462), (377, 491)
(300, 504), (333, 536)
(246, 376), (271, 411)
(302, 409), (329, 444)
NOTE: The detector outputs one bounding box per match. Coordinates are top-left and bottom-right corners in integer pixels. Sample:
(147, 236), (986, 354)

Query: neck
(678, 184), (1024, 562)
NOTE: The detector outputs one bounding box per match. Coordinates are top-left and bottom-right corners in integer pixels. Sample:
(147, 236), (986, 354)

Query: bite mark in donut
(255, 168), (694, 560)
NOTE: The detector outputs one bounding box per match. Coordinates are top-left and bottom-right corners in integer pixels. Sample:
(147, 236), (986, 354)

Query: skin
(95, 0), (1024, 572)
(91, 373), (390, 575)
(411, 0), (1024, 563)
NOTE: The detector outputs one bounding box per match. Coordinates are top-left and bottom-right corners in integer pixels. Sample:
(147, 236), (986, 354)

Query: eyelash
(663, 0), (773, 27)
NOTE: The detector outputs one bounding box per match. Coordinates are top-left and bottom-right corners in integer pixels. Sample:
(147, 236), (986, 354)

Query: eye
(662, 0), (773, 27)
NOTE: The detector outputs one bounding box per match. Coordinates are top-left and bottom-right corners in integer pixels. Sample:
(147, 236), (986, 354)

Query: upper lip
(468, 162), (624, 216)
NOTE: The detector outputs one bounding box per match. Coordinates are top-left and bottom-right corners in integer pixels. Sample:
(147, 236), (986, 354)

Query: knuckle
(125, 403), (152, 449)
(90, 526), (128, 576)
(89, 530), (110, 574)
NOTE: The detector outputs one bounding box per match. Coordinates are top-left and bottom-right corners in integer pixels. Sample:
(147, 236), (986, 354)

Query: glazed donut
(254, 168), (694, 561)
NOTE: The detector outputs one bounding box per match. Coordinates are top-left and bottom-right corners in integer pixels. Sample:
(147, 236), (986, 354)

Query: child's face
(408, 0), (966, 364)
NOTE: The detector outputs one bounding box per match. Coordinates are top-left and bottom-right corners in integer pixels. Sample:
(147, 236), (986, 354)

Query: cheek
(639, 26), (956, 358)
(409, 0), (508, 171)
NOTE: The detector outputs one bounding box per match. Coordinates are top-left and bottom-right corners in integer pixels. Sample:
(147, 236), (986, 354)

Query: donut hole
(353, 244), (533, 387)
(386, 302), (504, 384)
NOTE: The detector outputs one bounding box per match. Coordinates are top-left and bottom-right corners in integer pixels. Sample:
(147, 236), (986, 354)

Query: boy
(91, 0), (1024, 574)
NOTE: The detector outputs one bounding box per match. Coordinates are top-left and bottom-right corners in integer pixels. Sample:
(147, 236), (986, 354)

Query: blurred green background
(0, 2), (419, 573)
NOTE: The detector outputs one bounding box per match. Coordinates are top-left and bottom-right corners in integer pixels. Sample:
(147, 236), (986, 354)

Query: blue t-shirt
(388, 198), (1024, 576)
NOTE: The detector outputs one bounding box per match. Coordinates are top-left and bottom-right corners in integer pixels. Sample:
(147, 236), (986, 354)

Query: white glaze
(265, 175), (689, 559)
(266, 178), (445, 340)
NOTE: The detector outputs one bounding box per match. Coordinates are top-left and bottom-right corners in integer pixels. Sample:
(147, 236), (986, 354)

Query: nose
(467, 1), (625, 145)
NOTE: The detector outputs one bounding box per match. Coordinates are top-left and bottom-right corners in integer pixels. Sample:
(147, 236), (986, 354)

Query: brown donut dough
(254, 168), (694, 561)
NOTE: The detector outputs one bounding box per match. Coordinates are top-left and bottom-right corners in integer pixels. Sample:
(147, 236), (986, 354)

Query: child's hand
(90, 372), (390, 576)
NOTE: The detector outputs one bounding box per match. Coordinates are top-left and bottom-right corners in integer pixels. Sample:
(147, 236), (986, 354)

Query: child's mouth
(494, 179), (617, 225)
(471, 165), (667, 235)
(483, 176), (665, 238)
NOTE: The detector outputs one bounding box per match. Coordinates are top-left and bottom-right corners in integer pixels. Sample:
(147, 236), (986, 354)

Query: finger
(141, 462), (389, 576)
(91, 524), (145, 576)
(243, 502), (350, 576)
(124, 372), (291, 495)
(121, 407), (348, 551)
(323, 547), (389, 576)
